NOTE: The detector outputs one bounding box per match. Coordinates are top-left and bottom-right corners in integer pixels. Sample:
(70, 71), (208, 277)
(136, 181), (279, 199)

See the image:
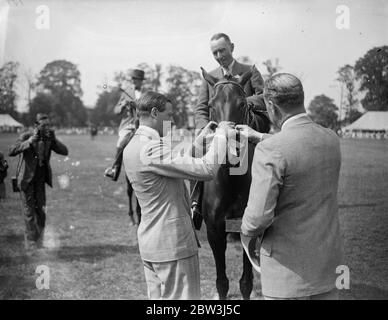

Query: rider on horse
(192, 33), (269, 227)
(104, 69), (145, 181)
(104, 69), (145, 225)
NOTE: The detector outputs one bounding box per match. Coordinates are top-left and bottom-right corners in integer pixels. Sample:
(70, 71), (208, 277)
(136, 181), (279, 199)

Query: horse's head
(201, 67), (254, 124)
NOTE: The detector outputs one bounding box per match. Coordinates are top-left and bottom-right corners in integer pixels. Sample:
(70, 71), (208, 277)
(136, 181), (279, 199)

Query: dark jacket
(0, 152), (8, 182)
(195, 60), (265, 129)
(8, 131), (68, 191)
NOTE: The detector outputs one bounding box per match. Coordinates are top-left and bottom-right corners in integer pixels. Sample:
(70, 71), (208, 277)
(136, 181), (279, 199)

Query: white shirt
(221, 59), (236, 76)
(135, 89), (141, 100)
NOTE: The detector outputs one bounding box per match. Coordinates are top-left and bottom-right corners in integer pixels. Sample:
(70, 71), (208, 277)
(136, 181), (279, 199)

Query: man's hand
(236, 124), (266, 144)
(216, 121), (235, 135)
(28, 129), (39, 144)
(240, 232), (261, 273)
(47, 129), (56, 140)
(200, 121), (218, 136)
(192, 121), (218, 157)
(197, 121), (218, 143)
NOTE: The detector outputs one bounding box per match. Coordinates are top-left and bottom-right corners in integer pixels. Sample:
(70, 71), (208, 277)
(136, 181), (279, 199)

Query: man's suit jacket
(195, 60), (265, 129)
(123, 125), (227, 262)
(0, 151), (7, 182)
(241, 115), (342, 298)
(9, 131), (69, 191)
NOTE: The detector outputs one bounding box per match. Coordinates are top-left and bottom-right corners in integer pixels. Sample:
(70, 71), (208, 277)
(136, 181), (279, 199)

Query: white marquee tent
(0, 114), (24, 132)
(343, 111), (388, 138)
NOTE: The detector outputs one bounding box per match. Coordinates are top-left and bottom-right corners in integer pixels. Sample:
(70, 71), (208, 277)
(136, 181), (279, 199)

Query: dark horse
(200, 67), (270, 300)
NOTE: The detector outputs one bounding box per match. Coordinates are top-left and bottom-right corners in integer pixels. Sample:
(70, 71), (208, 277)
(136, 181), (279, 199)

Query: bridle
(210, 80), (251, 126)
(209, 80), (255, 167)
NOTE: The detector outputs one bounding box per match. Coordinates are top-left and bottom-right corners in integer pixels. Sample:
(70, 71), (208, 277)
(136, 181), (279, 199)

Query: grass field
(0, 133), (387, 300)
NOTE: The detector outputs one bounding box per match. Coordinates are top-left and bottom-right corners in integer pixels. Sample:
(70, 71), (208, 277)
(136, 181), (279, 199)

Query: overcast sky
(1, 0), (387, 112)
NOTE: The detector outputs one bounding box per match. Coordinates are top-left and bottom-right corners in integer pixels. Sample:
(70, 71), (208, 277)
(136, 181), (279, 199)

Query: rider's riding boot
(104, 164), (121, 181)
(104, 129), (137, 181)
(104, 143), (124, 181)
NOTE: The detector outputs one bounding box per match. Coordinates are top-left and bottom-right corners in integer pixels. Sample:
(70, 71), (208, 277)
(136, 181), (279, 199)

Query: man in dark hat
(104, 69), (145, 181)
(9, 113), (68, 251)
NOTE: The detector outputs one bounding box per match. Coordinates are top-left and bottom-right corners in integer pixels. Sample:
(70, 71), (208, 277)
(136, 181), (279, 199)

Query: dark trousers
(22, 166), (46, 242)
(0, 181), (5, 199)
(0, 171), (6, 199)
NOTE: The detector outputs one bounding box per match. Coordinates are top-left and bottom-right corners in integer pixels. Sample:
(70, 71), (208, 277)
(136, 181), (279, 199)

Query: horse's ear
(201, 67), (217, 87)
(238, 68), (253, 87)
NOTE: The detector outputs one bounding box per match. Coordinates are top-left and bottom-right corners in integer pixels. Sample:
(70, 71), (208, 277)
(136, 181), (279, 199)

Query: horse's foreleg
(126, 178), (136, 226)
(207, 222), (229, 300)
(240, 249), (253, 300)
(135, 197), (141, 225)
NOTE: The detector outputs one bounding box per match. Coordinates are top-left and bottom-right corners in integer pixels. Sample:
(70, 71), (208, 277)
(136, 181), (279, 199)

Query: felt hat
(129, 69), (145, 80)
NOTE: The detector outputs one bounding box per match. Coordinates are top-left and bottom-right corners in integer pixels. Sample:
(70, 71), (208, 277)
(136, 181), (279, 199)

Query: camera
(12, 176), (20, 192)
(35, 123), (53, 141)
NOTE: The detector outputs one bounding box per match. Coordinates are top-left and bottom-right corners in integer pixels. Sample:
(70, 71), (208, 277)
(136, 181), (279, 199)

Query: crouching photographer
(8, 113), (68, 251)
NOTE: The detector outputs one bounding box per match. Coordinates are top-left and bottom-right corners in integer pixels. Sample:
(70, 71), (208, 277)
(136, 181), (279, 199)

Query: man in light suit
(192, 33), (268, 222)
(240, 73), (343, 300)
(123, 91), (233, 299)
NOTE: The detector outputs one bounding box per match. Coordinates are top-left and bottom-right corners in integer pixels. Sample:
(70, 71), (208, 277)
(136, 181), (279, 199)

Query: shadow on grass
(0, 275), (33, 300)
(0, 231), (139, 266)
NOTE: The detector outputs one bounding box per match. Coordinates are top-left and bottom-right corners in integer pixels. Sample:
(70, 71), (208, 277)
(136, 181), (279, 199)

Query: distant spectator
(90, 125), (98, 140)
(0, 151), (8, 200)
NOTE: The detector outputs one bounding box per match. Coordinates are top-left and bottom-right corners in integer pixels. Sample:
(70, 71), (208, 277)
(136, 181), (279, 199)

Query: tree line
(0, 45), (387, 130)
(309, 46), (388, 130)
